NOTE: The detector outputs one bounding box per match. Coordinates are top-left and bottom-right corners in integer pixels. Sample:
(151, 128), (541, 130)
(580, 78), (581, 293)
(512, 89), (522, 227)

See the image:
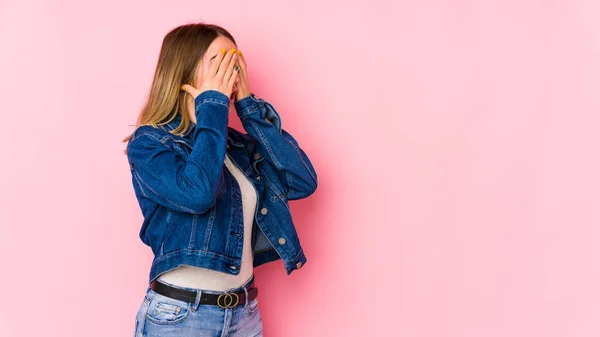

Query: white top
(157, 153), (257, 291)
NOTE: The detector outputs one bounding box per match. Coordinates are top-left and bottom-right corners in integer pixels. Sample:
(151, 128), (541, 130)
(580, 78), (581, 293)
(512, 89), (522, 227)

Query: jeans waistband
(153, 274), (255, 295)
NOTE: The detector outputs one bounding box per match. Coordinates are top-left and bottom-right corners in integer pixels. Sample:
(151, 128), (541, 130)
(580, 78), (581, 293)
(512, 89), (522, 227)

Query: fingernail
(229, 48), (236, 54)
(237, 50), (242, 56)
(181, 85), (185, 90)
(221, 48), (226, 54)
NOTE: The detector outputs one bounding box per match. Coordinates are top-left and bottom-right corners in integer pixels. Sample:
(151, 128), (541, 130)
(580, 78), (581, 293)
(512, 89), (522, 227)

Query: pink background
(1, 0), (600, 336)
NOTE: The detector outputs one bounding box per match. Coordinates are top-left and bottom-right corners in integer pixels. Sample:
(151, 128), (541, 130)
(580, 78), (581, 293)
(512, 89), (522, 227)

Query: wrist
(234, 90), (251, 103)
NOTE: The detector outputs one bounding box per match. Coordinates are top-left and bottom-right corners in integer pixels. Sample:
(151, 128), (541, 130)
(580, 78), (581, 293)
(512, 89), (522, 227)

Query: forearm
(127, 90), (230, 213)
(186, 90), (230, 194)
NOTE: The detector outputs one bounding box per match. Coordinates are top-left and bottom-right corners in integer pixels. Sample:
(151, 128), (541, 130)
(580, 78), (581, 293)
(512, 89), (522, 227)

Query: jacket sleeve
(234, 93), (318, 200)
(126, 90), (230, 214)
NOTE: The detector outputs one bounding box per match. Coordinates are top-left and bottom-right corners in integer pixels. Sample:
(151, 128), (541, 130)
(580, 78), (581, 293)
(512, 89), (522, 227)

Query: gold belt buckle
(217, 292), (240, 308)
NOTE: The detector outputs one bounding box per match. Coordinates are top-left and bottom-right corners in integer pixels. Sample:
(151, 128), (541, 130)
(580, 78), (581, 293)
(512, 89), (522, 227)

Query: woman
(123, 23), (318, 336)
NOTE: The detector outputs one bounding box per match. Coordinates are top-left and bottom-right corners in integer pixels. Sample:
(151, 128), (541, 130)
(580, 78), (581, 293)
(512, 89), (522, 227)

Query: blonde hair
(122, 23), (236, 152)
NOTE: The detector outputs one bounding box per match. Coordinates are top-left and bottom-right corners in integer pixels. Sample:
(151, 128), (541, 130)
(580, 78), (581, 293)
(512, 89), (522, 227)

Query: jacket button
(260, 207), (268, 215)
(253, 153), (261, 160)
(296, 262), (303, 269)
(278, 237), (286, 245)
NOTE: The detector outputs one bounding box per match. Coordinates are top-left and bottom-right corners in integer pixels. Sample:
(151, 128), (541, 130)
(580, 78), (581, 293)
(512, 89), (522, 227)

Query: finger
(236, 52), (248, 83)
(208, 48), (227, 77)
(223, 52), (238, 84)
(227, 65), (239, 88)
(216, 48), (236, 79)
(236, 51), (247, 72)
(181, 84), (197, 96)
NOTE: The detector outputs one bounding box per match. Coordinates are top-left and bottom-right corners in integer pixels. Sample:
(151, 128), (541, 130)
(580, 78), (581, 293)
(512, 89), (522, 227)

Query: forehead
(205, 35), (236, 59)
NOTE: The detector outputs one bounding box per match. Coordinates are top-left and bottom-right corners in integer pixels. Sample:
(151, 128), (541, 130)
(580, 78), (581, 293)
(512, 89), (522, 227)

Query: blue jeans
(134, 275), (263, 336)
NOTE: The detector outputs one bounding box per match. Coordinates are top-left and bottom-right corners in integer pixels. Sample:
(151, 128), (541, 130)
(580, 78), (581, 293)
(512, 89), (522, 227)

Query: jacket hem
(285, 248), (307, 275)
(148, 250), (241, 284)
(147, 247), (307, 284)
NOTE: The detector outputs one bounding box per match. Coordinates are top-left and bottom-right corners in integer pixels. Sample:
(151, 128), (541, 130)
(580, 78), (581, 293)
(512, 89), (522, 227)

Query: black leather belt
(149, 278), (258, 309)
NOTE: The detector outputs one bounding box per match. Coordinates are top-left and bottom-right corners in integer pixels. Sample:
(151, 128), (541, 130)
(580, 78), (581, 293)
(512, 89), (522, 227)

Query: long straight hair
(122, 23), (236, 148)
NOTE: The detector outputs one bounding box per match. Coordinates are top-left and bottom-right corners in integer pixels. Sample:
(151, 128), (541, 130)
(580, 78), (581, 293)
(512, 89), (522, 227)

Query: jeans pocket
(245, 297), (259, 314)
(144, 289), (191, 326)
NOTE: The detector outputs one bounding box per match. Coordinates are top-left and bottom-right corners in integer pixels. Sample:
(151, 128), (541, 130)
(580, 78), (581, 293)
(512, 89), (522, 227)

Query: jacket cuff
(234, 93), (263, 117)
(234, 93), (282, 132)
(194, 90), (230, 108)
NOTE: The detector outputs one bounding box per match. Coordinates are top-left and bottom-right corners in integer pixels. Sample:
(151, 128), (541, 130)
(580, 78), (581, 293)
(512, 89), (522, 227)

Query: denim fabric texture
(126, 90), (318, 284)
(134, 274), (263, 336)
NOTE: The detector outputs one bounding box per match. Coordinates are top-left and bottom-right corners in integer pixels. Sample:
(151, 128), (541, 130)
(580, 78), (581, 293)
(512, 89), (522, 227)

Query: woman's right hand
(181, 48), (239, 99)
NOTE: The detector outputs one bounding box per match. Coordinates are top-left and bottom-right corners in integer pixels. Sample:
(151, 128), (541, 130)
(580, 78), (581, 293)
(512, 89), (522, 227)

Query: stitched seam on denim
(266, 181), (291, 213)
(265, 179), (286, 200)
(145, 308), (189, 325)
(133, 172), (148, 198)
(132, 132), (165, 144)
(238, 96), (262, 117)
(136, 128), (189, 147)
(285, 172), (294, 197)
(171, 138), (192, 149)
(152, 249), (239, 261)
(202, 201), (217, 252)
(187, 213), (197, 250)
(162, 213), (172, 256)
(234, 94), (262, 117)
(250, 122), (283, 170)
(292, 249), (304, 262)
(130, 133), (175, 154)
(195, 98), (229, 109)
(286, 133), (317, 184)
(240, 105), (260, 117)
(228, 173), (237, 254)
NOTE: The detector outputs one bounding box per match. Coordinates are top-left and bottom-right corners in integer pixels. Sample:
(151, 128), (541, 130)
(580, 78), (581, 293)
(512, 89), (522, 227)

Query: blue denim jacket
(126, 90), (318, 284)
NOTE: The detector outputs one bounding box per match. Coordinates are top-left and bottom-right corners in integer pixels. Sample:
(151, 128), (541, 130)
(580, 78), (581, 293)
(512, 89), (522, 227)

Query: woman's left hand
(234, 50), (251, 102)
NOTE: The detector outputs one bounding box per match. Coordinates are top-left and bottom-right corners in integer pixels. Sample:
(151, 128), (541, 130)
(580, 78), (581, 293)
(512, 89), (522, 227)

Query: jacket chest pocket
(265, 178), (287, 202)
(216, 170), (226, 198)
(250, 150), (266, 178)
(251, 154), (285, 200)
